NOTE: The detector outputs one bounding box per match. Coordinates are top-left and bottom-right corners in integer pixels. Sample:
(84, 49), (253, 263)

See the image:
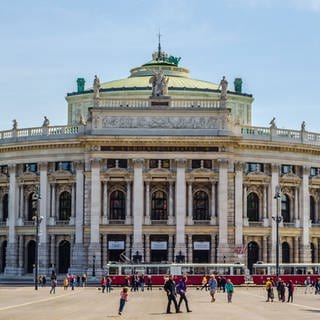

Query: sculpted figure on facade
(301, 121), (306, 132)
(42, 116), (50, 127)
(12, 119), (18, 130)
(93, 75), (101, 98)
(149, 70), (169, 97)
(269, 117), (276, 129)
(218, 76), (228, 100)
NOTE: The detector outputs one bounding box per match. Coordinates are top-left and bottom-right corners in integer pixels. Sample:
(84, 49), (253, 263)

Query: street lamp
(272, 187), (282, 284)
(32, 186), (43, 290)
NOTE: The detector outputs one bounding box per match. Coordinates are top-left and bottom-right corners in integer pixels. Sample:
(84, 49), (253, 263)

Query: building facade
(0, 48), (320, 276)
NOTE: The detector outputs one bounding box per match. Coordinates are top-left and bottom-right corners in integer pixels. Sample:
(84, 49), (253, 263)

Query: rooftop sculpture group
(149, 70), (169, 97)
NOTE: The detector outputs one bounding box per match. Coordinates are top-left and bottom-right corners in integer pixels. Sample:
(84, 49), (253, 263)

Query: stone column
(217, 159), (229, 261)
(50, 235), (55, 271)
(39, 162), (49, 274)
(71, 161), (85, 274)
(18, 235), (24, 275)
(301, 166), (311, 262)
(187, 234), (193, 263)
(174, 159), (186, 257)
(145, 181), (150, 225)
(211, 234), (216, 263)
(125, 234), (131, 260)
(71, 183), (75, 220)
(294, 188), (300, 227)
(5, 164), (18, 275)
(50, 184), (56, 221)
(168, 235), (173, 263)
(270, 164), (279, 263)
(210, 181), (216, 225)
(262, 236), (268, 263)
(19, 185), (24, 220)
(102, 181), (108, 223)
(168, 181), (174, 225)
(294, 236), (299, 263)
(88, 159), (101, 275)
(263, 185), (268, 226)
(234, 162), (243, 246)
(125, 180), (131, 224)
(243, 185), (248, 226)
(145, 234), (150, 263)
(102, 235), (107, 266)
(187, 182), (193, 225)
(132, 159), (144, 259)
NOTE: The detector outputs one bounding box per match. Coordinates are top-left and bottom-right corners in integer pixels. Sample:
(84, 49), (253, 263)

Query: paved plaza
(1, 285), (320, 320)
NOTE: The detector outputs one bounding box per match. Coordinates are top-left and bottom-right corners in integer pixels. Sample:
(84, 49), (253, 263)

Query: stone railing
(97, 97), (221, 109)
(0, 125), (83, 143)
(241, 125), (320, 146)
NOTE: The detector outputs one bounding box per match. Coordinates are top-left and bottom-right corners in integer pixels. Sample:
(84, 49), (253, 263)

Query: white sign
(108, 241), (125, 250)
(151, 241), (167, 250)
(193, 241), (210, 250)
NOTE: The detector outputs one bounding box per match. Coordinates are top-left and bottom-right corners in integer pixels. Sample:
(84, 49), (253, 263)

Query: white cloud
(292, 0), (320, 12)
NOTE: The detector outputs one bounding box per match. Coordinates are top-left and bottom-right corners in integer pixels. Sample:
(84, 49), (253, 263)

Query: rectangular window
(55, 161), (72, 171)
(107, 159), (116, 168)
(281, 164), (295, 174)
(310, 167), (319, 177)
(24, 163), (37, 173)
(192, 160), (201, 169)
(0, 165), (8, 175)
(246, 163), (264, 173)
(203, 160), (212, 169)
(149, 160), (158, 169)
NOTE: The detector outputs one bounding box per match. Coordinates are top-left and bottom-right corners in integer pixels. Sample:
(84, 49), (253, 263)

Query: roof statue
(218, 76), (228, 100)
(93, 75), (101, 98)
(269, 117), (276, 129)
(79, 114), (86, 125)
(42, 116), (49, 127)
(77, 78), (85, 93)
(301, 121), (306, 132)
(149, 70), (169, 97)
(12, 119), (18, 130)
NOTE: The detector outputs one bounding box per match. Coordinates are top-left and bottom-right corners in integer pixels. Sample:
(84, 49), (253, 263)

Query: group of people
(121, 274), (152, 292)
(48, 271), (87, 294)
(100, 276), (112, 293)
(265, 277), (295, 302)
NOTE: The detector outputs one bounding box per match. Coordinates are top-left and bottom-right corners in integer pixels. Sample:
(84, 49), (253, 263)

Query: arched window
(59, 191), (71, 221)
(282, 242), (290, 263)
(247, 241), (259, 273)
(27, 193), (37, 221)
(27, 240), (36, 273)
(109, 190), (126, 220)
(247, 193), (259, 221)
(281, 194), (290, 222)
(2, 194), (8, 222)
(151, 190), (168, 220)
(193, 191), (209, 220)
(310, 196), (316, 224)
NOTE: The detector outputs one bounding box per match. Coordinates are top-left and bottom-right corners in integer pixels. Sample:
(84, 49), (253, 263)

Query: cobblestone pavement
(0, 285), (320, 320)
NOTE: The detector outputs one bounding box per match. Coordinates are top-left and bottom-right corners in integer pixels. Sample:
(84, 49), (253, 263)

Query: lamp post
(32, 186), (43, 291)
(272, 188), (282, 284)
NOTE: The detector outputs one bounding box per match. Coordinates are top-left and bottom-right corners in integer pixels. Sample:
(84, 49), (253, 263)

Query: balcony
(193, 220), (211, 225)
(248, 221), (264, 227)
(108, 220), (125, 225)
(151, 220), (168, 225)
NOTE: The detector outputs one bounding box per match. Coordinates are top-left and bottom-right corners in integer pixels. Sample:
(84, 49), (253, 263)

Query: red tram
(252, 263), (320, 285)
(104, 263), (246, 286)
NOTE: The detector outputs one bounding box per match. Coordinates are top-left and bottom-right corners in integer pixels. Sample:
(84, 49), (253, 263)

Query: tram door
(193, 239), (210, 263)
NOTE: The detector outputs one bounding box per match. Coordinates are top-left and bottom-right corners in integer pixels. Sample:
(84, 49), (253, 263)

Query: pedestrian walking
(265, 278), (274, 302)
(106, 276), (112, 293)
(101, 276), (106, 293)
(118, 287), (129, 315)
(81, 273), (87, 287)
(225, 278), (234, 303)
(50, 278), (57, 294)
(208, 274), (217, 302)
(164, 275), (181, 314)
(139, 274), (145, 292)
(176, 276), (192, 312)
(305, 276), (312, 294)
(279, 280), (286, 302)
(63, 276), (69, 290)
(287, 280), (294, 303)
(200, 275), (208, 291)
(147, 274), (152, 291)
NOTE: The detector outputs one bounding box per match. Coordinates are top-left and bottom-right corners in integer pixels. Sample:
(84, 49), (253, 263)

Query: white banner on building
(193, 241), (210, 250)
(108, 241), (125, 250)
(151, 241), (167, 250)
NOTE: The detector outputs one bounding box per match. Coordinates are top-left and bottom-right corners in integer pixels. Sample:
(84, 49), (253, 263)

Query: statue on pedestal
(269, 117), (276, 129)
(42, 116), (49, 127)
(218, 76), (228, 100)
(93, 75), (101, 98)
(301, 121), (306, 132)
(12, 119), (18, 130)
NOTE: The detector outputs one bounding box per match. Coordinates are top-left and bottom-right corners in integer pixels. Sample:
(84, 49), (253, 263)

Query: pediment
(19, 171), (37, 181)
(0, 173), (8, 181)
(147, 168), (171, 175)
(107, 167), (128, 174)
(310, 175), (320, 185)
(51, 170), (72, 179)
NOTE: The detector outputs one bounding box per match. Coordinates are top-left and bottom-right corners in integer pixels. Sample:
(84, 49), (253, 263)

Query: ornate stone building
(0, 47), (319, 276)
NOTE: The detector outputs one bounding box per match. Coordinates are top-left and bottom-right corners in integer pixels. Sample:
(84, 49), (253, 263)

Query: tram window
(159, 266), (170, 275)
(194, 267), (205, 275)
(109, 266), (119, 275)
(123, 267), (133, 275)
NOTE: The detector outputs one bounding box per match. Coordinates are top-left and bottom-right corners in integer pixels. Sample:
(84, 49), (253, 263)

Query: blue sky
(1, 0), (320, 131)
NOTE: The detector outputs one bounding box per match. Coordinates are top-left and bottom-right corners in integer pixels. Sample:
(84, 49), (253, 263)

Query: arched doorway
(282, 242), (290, 263)
(247, 241), (259, 273)
(58, 240), (70, 274)
(1, 240), (7, 272)
(27, 240), (36, 273)
(247, 193), (259, 221)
